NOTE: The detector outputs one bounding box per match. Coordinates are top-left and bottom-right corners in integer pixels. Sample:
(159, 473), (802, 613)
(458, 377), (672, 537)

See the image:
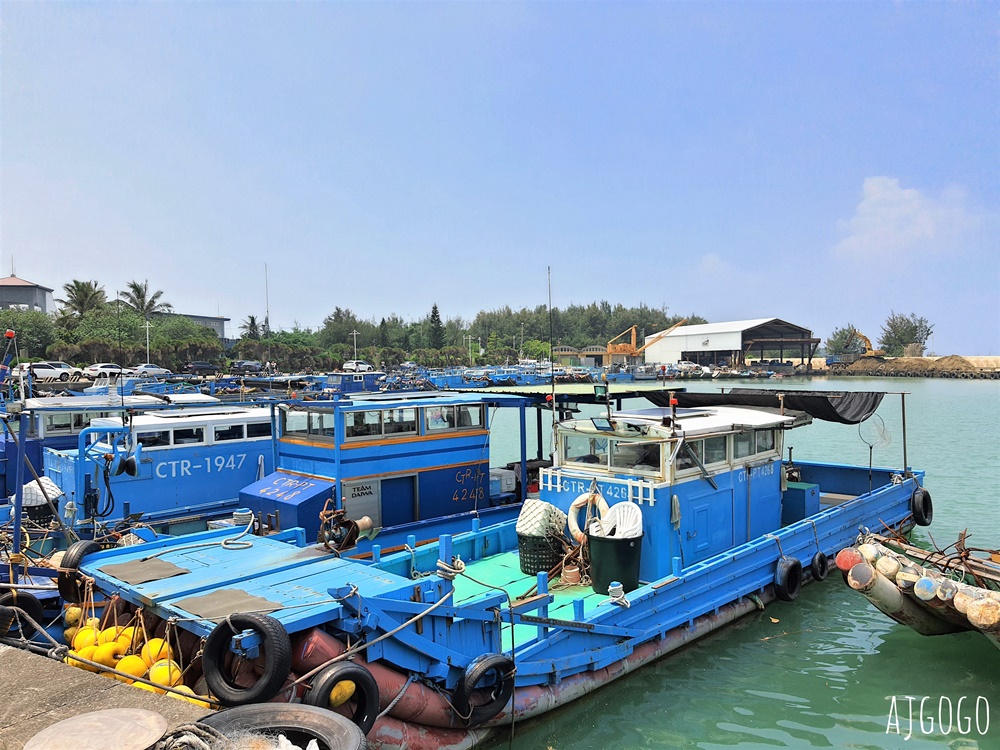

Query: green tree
(240, 315), (261, 341)
(826, 324), (862, 355)
(878, 312), (934, 357)
(428, 304), (445, 350)
(0, 310), (56, 361)
(121, 279), (172, 317)
(57, 280), (107, 318)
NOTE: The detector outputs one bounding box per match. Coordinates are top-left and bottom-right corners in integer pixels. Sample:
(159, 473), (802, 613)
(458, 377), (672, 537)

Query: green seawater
(484, 376), (1000, 749)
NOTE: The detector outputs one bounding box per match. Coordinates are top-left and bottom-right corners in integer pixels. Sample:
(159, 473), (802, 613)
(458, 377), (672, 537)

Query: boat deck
(453, 550), (606, 648)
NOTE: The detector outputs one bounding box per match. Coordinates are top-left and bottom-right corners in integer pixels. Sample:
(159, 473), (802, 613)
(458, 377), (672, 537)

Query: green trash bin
(588, 531), (643, 594)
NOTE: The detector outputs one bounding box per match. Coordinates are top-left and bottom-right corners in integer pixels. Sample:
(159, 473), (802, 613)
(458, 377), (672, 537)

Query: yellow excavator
(607, 319), (687, 360)
(826, 330), (885, 369)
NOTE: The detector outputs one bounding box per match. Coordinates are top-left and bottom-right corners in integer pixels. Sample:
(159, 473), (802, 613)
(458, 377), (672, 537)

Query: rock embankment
(838, 355), (1000, 379)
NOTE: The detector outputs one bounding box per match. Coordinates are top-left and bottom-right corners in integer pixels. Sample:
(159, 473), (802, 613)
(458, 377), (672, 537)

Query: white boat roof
(22, 394), (221, 411)
(92, 405), (271, 429)
(570, 405), (796, 438)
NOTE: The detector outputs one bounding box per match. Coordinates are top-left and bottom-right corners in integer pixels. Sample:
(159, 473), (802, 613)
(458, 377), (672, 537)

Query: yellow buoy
(116, 626), (141, 651)
(98, 626), (127, 645)
(63, 626), (79, 645)
(115, 654), (149, 683)
(328, 679), (357, 708)
(165, 685), (211, 709)
(131, 680), (162, 694)
(93, 640), (125, 668)
(141, 637), (173, 667)
(148, 658), (183, 688)
(63, 605), (83, 626)
(73, 626), (100, 652)
(71, 644), (101, 672)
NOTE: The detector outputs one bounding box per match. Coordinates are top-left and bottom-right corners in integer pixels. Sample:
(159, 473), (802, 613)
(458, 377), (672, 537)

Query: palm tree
(57, 280), (107, 317)
(240, 315), (261, 340)
(121, 280), (172, 317)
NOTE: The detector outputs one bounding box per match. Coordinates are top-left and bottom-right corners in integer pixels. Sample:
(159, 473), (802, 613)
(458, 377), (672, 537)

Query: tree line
(825, 313), (935, 358)
(6, 278), (936, 370)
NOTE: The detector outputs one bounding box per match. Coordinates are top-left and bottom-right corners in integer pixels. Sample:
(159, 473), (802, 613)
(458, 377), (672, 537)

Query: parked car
(133, 363), (172, 377)
(230, 360), (263, 375)
(83, 363), (134, 378)
(14, 361), (83, 381)
(343, 360), (374, 372)
(183, 361), (219, 377)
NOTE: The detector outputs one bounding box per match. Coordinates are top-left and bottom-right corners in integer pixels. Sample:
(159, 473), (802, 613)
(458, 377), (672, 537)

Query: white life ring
(567, 490), (610, 543)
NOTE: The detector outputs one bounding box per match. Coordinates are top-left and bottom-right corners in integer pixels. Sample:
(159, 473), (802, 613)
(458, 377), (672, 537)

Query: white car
(343, 360), (374, 372)
(83, 363), (134, 378)
(14, 361), (83, 381)
(133, 363), (172, 377)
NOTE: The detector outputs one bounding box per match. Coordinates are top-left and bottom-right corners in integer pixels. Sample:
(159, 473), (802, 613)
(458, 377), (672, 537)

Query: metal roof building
(642, 318), (819, 368)
(0, 275), (54, 313)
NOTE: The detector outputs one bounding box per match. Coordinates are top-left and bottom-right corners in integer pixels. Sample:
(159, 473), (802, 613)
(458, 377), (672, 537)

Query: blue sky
(2, 2), (997, 353)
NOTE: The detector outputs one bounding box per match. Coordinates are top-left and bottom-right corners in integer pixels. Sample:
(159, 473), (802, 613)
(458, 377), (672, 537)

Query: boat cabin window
(345, 410), (381, 440)
(214, 424), (245, 442)
(136, 430), (170, 447)
(611, 440), (662, 474)
(383, 408), (417, 435)
(246, 422), (272, 439)
(755, 429), (775, 453)
(734, 431), (754, 459)
(424, 405), (485, 433)
(562, 432), (609, 467)
(40, 411), (111, 436)
(282, 411), (335, 442)
(173, 427), (204, 445)
(676, 436), (728, 472)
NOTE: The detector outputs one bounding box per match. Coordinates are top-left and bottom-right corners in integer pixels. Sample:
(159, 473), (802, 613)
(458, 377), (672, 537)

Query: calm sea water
(485, 376), (1000, 749)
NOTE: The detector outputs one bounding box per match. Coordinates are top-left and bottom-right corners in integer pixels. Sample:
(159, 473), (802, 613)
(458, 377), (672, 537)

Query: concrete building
(642, 318), (819, 369)
(181, 314), (229, 339)
(0, 275), (54, 313)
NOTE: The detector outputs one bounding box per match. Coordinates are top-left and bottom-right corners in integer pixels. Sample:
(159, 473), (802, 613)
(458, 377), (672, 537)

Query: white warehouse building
(642, 318), (819, 369)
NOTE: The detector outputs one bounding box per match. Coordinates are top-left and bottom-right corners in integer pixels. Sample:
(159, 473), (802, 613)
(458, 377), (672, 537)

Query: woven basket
(517, 533), (564, 576)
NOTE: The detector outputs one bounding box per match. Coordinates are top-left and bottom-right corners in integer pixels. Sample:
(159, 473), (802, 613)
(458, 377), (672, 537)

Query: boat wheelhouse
(41, 402), (277, 533)
(235, 391), (536, 546)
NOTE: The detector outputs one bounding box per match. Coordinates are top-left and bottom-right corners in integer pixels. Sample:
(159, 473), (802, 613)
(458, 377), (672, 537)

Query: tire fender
(774, 556), (803, 602)
(452, 653), (515, 727)
(0, 591), (44, 638)
(810, 552), (829, 582)
(911, 487), (933, 527)
(203, 613), (293, 706)
(566, 490), (610, 544)
(57, 540), (102, 604)
(304, 660), (380, 735)
(198, 704), (365, 750)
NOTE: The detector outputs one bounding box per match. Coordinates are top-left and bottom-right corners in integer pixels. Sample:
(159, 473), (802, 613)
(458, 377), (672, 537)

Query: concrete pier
(0, 644), (204, 749)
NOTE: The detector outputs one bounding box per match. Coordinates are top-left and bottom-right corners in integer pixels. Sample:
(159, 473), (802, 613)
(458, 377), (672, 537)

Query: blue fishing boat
(39, 401), (277, 535)
(47, 387), (932, 748)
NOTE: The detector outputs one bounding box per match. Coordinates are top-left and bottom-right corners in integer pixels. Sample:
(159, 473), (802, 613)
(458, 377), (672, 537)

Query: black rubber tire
(911, 488), (933, 527)
(57, 540), (102, 604)
(59, 372), (70, 381)
(202, 613), (292, 706)
(452, 653), (515, 727)
(774, 556), (803, 602)
(0, 605), (15, 634)
(810, 552), (829, 582)
(304, 661), (380, 736)
(199, 704), (366, 750)
(0, 591), (44, 638)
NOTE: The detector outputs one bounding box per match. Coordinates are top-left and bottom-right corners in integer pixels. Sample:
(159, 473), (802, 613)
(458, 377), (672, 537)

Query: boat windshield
(560, 431), (664, 476)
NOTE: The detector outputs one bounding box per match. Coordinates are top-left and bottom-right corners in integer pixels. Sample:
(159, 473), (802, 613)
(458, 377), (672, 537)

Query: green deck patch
(453, 551), (609, 649)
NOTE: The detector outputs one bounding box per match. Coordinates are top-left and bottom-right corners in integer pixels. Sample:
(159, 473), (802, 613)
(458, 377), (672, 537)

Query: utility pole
(350, 329), (360, 360)
(143, 319), (153, 363)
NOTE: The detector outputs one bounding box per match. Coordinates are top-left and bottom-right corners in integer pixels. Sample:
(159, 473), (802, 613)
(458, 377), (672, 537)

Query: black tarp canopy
(644, 388), (885, 425)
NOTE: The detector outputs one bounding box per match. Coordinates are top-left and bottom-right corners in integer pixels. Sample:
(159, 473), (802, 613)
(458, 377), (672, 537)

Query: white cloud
(833, 176), (974, 260)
